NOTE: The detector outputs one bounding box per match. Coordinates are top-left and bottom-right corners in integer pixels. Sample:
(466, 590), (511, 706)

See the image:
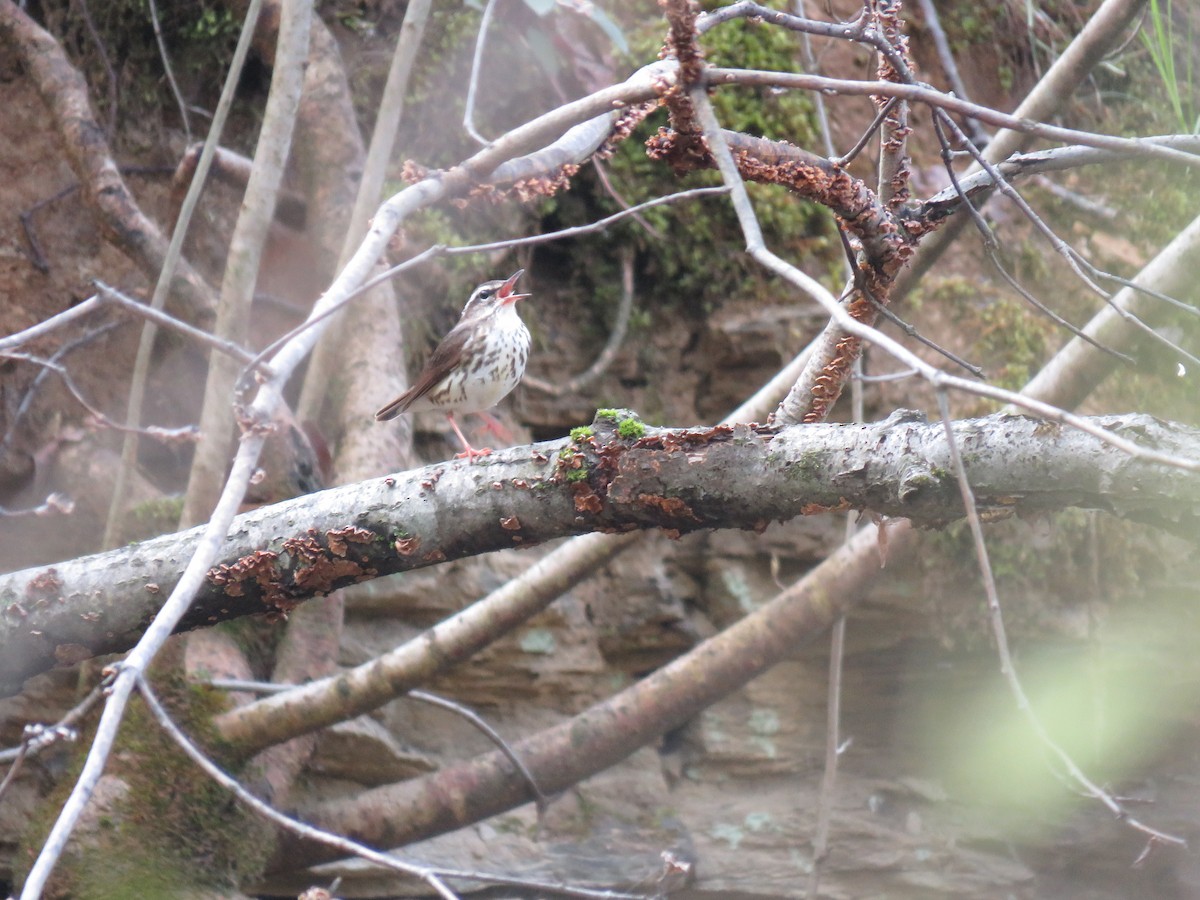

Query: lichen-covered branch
(1, 411), (1196, 693)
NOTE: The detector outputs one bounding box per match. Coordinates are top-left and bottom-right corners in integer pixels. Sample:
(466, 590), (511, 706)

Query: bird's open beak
(498, 269), (531, 304)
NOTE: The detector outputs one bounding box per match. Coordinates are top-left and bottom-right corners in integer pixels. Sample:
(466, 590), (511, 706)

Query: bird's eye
(478, 289), (493, 301)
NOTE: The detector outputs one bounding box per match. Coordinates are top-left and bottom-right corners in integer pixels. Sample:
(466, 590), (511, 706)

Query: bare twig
(71, 0), (117, 138)
(146, 0), (191, 142)
(410, 689), (553, 811)
(251, 187), (728, 387)
(101, 0), (265, 549)
(0, 685), (102, 765)
(914, 0), (990, 147)
(136, 675), (462, 900)
(94, 282), (260, 366)
(296, 0), (432, 426)
(0, 284), (259, 455)
(806, 351), (863, 899)
(524, 248), (636, 396)
(928, 113), (1133, 365)
(932, 108), (1200, 370)
(933, 390), (1186, 855)
(18, 182), (76, 273)
(1, 320), (121, 455)
(152, 676), (641, 900)
(1021, 213), (1200, 411)
(865, 293), (985, 378)
(704, 68), (1200, 169)
(17, 165), (176, 274)
(890, 0), (1149, 297)
(0, 350), (199, 442)
(463, 0), (500, 145)
(178, 0), (311, 528)
(590, 158), (666, 240)
(206, 678), (552, 811)
(855, 366), (919, 383)
(0, 493), (75, 519)
(832, 95), (899, 168)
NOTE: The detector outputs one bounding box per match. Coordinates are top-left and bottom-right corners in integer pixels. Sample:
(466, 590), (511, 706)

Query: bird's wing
(374, 325), (471, 421)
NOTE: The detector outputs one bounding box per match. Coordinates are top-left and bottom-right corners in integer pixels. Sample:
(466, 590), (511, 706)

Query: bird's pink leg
(447, 413), (492, 461)
(475, 411), (512, 442)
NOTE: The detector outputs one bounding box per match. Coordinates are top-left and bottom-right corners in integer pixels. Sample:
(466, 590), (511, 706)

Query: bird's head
(460, 269), (530, 321)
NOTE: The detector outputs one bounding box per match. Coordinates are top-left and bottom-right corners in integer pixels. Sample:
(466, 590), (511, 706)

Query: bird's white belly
(412, 315), (530, 414)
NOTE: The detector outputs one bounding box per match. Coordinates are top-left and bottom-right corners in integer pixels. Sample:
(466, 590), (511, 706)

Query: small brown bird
(375, 270), (532, 459)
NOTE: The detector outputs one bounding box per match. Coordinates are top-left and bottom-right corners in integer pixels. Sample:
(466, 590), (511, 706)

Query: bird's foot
(455, 446), (493, 462)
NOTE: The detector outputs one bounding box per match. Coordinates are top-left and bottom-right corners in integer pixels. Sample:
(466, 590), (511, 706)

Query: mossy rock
(15, 678), (272, 897)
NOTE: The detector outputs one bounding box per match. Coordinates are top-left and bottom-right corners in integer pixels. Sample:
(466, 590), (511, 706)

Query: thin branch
(914, 0), (990, 147)
(101, 0), (265, 549)
(590, 158), (666, 240)
(832, 95), (899, 168)
(94, 282), (260, 366)
(147, 675), (643, 900)
(1090, 267), (1200, 318)
(0, 718), (86, 804)
(463, 0), (500, 145)
(0, 493), (74, 519)
(296, 0), (432, 426)
(249, 187), (728, 387)
(867, 294), (985, 378)
(443, 186), (730, 255)
(855, 366), (918, 383)
(1021, 213), (1200, 410)
(179, 0), (310, 528)
(207, 678), (552, 811)
(794, 0), (839, 161)
(690, 85), (1200, 473)
(0, 689), (101, 763)
(411, 688), (552, 805)
(18, 182), (77, 274)
(806, 349), (863, 899)
(933, 108), (1200, 370)
(704, 68), (1200, 169)
(135, 674), (462, 900)
(524, 248), (636, 397)
(933, 390), (1186, 855)
(72, 0), (117, 138)
(832, 226), (985, 378)
(146, 0), (191, 142)
(0, 350), (199, 443)
(1, 319), (122, 455)
(890, 0), (1149, 297)
(928, 113), (1133, 366)
(917, 138), (1200, 216)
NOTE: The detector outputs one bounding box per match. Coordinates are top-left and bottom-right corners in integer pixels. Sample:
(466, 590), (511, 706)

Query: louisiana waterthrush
(375, 269), (532, 459)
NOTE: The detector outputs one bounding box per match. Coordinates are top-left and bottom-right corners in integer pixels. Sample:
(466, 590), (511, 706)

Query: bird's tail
(374, 393), (411, 421)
